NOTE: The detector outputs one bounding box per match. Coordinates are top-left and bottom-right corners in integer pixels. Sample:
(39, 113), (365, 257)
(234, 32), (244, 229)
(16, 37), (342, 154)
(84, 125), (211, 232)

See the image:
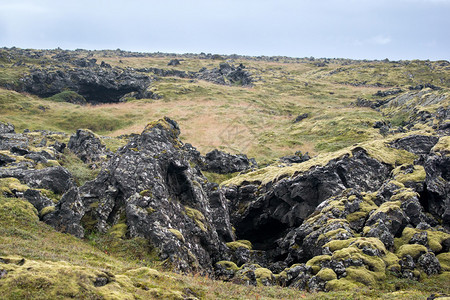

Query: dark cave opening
(236, 217), (289, 251)
(166, 162), (195, 205)
(78, 85), (137, 103)
(418, 186), (431, 213)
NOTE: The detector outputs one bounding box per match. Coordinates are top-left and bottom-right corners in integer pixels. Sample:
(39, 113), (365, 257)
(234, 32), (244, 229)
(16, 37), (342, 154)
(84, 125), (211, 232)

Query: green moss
(168, 228), (185, 243)
(394, 227), (418, 250)
(36, 159), (61, 169)
(146, 207), (156, 214)
(319, 229), (350, 243)
(363, 139), (417, 166)
(394, 227), (449, 253)
(324, 239), (355, 252)
(0, 177), (29, 195)
(108, 223), (128, 239)
(254, 267), (274, 285)
(390, 189), (419, 202)
(184, 206), (207, 232)
(376, 201), (402, 213)
(0, 256), (188, 300)
(216, 260), (239, 272)
(39, 206), (55, 217)
(226, 240), (252, 251)
(123, 266), (161, 279)
(326, 278), (363, 291)
(37, 189), (60, 203)
(331, 242), (386, 281)
(47, 91), (87, 104)
(396, 244), (428, 259)
(202, 171), (238, 184)
(383, 252), (400, 267)
(0, 257), (106, 299)
(346, 211), (367, 223)
(0, 197), (38, 223)
(139, 189), (153, 197)
(351, 237), (387, 256)
(101, 136), (128, 153)
(388, 263), (402, 274)
(59, 150), (100, 186)
(392, 165), (426, 184)
(345, 266), (377, 286)
(427, 230), (450, 253)
(436, 253), (450, 271)
(222, 148), (352, 186)
(432, 136), (450, 155)
(306, 255), (332, 274)
(317, 268), (337, 281)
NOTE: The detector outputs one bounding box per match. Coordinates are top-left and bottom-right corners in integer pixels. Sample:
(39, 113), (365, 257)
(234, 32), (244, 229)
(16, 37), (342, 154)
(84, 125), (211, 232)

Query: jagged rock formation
(0, 122), (15, 134)
(196, 63), (253, 86)
(6, 47), (253, 104)
(68, 129), (109, 164)
(77, 118), (233, 272)
(136, 62), (253, 86)
(20, 67), (154, 103)
(215, 134), (449, 290)
(16, 64), (252, 103)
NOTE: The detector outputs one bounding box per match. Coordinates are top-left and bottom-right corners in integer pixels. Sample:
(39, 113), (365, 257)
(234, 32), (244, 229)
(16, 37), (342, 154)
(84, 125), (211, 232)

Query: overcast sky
(0, 0), (448, 60)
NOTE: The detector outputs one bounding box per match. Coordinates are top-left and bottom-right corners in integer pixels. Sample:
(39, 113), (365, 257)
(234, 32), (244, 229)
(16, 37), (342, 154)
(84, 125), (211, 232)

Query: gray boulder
(0, 122), (15, 134)
(68, 129), (107, 164)
(201, 149), (257, 174)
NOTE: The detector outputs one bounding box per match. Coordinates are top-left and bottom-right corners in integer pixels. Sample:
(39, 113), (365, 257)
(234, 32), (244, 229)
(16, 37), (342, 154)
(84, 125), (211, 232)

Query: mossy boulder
(0, 177), (29, 195)
(396, 244), (428, 259)
(326, 278), (363, 291)
(436, 253), (450, 271)
(316, 268), (337, 281)
(254, 267), (275, 286)
(226, 240), (252, 251)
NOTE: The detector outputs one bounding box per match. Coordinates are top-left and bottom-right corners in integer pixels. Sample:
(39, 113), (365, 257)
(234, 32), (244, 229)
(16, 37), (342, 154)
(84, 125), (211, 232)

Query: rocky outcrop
(77, 118), (233, 272)
(374, 88), (403, 97)
(201, 149), (257, 174)
(68, 129), (108, 164)
(0, 131), (28, 151)
(225, 148), (391, 255)
(279, 151), (310, 164)
(20, 67), (153, 103)
(0, 166), (74, 194)
(216, 134), (449, 290)
(168, 59), (180, 66)
(424, 153), (450, 227)
(136, 62), (253, 86)
(390, 135), (438, 156)
(197, 63), (253, 86)
(43, 187), (85, 238)
(0, 122), (15, 134)
(293, 113), (309, 123)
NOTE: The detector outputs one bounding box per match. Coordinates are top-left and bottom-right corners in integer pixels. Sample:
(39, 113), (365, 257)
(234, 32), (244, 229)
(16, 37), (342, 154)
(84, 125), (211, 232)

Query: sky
(0, 0), (449, 60)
